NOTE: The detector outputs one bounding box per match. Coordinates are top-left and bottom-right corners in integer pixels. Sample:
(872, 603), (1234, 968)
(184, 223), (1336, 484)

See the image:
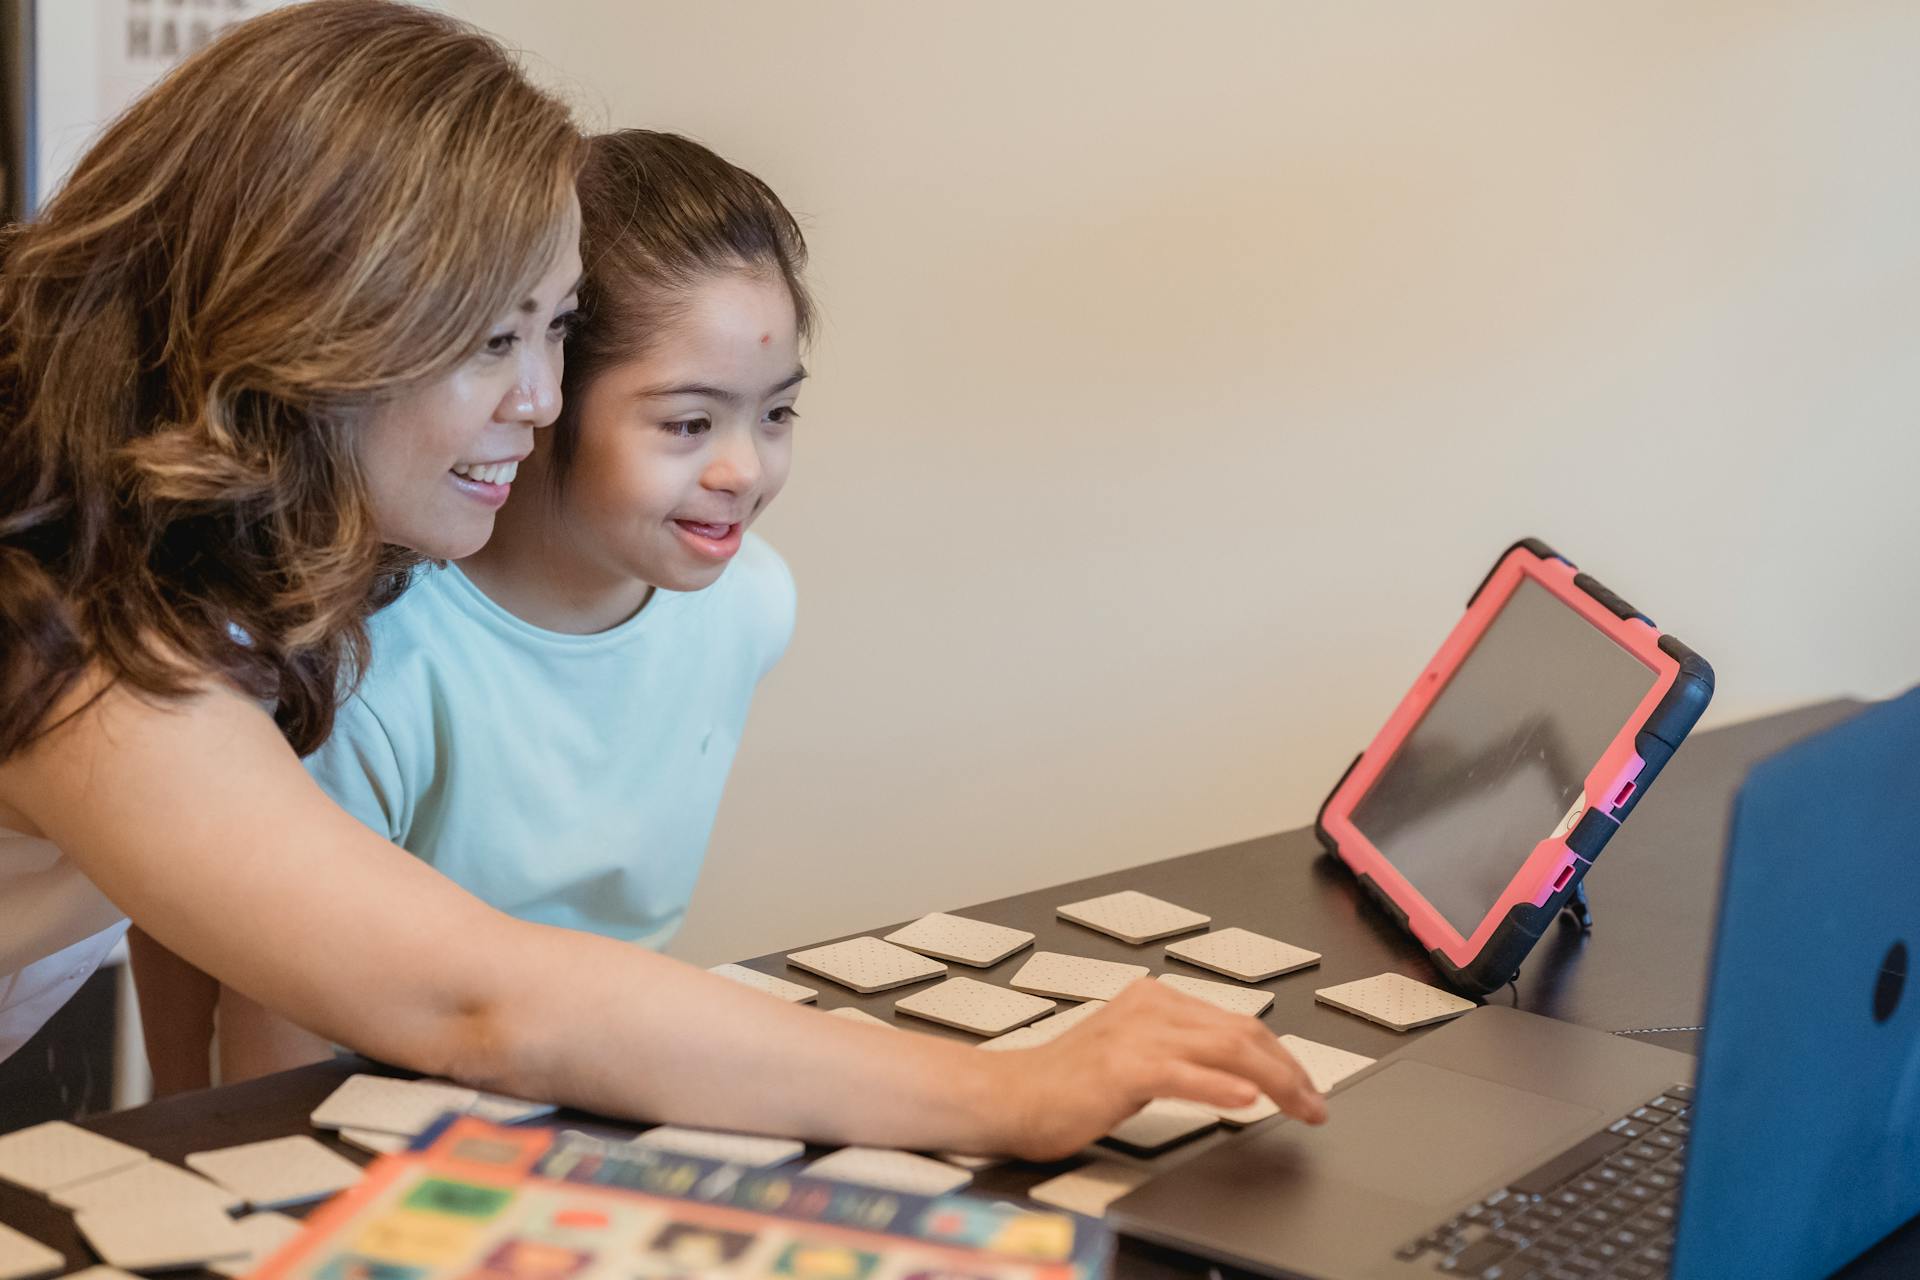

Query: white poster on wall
(32, 0), (296, 209)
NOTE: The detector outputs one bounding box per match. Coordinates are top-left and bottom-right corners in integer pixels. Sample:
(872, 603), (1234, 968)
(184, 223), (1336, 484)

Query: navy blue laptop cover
(1675, 687), (1920, 1278)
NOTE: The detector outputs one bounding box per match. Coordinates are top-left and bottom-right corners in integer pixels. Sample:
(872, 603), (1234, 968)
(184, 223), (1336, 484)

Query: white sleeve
(302, 692), (408, 843)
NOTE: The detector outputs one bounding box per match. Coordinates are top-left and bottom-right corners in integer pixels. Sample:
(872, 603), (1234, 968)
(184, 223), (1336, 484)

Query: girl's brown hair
(551, 130), (813, 486)
(0, 0), (583, 759)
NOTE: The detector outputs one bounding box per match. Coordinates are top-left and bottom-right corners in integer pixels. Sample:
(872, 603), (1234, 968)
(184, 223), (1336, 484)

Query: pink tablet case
(1316, 538), (1714, 995)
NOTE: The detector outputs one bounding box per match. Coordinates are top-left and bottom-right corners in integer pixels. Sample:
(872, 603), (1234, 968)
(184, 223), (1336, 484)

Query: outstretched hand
(996, 978), (1327, 1161)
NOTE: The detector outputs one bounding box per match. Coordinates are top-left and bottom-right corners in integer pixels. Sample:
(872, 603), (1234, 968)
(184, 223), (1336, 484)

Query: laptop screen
(1348, 576), (1657, 937)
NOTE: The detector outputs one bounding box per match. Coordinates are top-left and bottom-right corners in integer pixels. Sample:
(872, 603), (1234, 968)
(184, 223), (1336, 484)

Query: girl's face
(559, 271), (803, 592)
(359, 226), (584, 559)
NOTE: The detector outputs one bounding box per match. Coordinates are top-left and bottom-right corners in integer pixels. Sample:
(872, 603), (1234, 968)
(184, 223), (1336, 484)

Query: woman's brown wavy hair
(0, 0), (583, 760)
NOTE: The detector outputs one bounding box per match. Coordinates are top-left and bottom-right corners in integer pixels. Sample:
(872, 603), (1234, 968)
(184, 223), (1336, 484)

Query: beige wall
(448, 1), (1920, 967)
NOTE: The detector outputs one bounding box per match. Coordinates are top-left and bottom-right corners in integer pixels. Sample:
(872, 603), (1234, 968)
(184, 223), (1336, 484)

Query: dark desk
(5, 699), (1910, 1278)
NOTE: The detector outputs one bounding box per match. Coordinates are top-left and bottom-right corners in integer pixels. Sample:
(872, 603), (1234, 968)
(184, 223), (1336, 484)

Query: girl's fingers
(1168, 1016), (1327, 1124)
(1244, 1038), (1326, 1123)
(1150, 1062), (1264, 1112)
(1062, 983), (1329, 1130)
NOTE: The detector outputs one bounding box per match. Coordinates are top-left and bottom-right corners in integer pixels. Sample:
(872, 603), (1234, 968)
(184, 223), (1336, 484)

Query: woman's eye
(549, 310), (580, 341)
(664, 419), (711, 438)
(767, 406), (801, 426)
(484, 332), (520, 356)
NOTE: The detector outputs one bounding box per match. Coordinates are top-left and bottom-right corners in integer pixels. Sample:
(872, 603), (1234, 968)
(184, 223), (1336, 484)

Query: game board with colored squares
(252, 1117), (1110, 1280)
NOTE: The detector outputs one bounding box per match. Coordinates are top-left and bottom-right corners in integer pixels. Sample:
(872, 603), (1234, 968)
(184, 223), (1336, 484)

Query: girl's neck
(459, 476), (654, 637)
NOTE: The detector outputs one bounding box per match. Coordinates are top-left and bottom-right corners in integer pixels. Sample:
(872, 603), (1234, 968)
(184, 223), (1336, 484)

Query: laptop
(1110, 687), (1920, 1280)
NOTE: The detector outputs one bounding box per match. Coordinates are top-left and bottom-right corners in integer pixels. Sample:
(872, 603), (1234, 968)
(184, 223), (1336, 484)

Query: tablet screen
(1348, 576), (1657, 937)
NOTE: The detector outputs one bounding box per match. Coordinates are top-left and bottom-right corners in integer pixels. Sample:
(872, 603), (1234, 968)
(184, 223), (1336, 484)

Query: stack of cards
(1009, 952), (1149, 1003)
(309, 1075), (479, 1138)
(0, 1122), (147, 1196)
(883, 913), (1034, 967)
(208, 1213), (304, 1280)
(1155, 973), (1274, 1017)
(1277, 1033), (1377, 1093)
(978, 1000), (1108, 1052)
(0, 1121), (296, 1275)
(976, 1026), (1048, 1052)
(337, 1129), (409, 1156)
(467, 1092), (559, 1125)
(1026, 1161), (1152, 1217)
(187, 1135), (364, 1210)
(73, 1204), (250, 1272)
(555, 1131), (625, 1156)
(938, 1152), (1002, 1172)
(309, 1075), (553, 1146)
(1103, 1099), (1219, 1156)
(709, 963), (819, 1004)
(628, 1128), (806, 1169)
(1314, 973), (1475, 1031)
(894, 977), (1055, 1036)
(51, 1158), (241, 1216)
(785, 936), (947, 994)
(1057, 891), (1210, 944)
(804, 1148), (973, 1197)
(1185, 1087), (1283, 1126)
(1164, 926), (1320, 982)
(1179, 1034), (1375, 1125)
(0, 1222), (63, 1280)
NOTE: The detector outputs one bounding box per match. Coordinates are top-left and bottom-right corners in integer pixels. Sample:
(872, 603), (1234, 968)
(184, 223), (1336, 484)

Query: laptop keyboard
(1394, 1083), (1693, 1279)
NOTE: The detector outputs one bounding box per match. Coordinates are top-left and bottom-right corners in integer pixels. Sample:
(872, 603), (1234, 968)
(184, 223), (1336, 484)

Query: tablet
(1315, 538), (1714, 995)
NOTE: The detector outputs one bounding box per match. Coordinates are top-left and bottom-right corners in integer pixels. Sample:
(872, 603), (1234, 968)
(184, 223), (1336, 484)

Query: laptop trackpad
(1279, 1060), (1602, 1207)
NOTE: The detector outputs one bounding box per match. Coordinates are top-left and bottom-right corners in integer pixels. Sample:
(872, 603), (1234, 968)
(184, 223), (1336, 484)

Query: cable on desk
(1612, 1025), (1704, 1037)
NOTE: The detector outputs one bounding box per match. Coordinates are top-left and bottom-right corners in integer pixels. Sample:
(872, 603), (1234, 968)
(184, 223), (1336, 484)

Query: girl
(0, 2), (1322, 1156)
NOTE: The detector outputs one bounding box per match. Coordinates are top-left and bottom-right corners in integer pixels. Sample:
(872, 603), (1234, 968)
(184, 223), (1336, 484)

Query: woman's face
(360, 224), (585, 559)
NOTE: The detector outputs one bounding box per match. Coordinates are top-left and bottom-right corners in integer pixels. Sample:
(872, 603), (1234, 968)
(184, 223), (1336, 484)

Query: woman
(0, 0), (1323, 1158)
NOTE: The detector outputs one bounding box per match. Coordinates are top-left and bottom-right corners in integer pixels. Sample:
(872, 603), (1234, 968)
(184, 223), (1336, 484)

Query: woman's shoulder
(0, 659), (289, 831)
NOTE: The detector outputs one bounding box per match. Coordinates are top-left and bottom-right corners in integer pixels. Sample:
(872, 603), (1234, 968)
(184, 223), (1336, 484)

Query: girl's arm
(4, 677), (1324, 1159)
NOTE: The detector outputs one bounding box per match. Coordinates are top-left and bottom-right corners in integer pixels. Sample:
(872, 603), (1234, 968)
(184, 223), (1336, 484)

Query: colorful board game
(254, 1118), (1110, 1280)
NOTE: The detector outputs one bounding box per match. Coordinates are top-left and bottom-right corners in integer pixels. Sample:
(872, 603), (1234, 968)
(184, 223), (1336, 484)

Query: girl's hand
(992, 978), (1328, 1162)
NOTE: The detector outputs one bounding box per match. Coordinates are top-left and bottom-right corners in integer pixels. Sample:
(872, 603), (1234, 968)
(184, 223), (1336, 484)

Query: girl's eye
(549, 310), (580, 341)
(664, 419), (711, 438)
(766, 406), (801, 427)
(484, 332), (520, 356)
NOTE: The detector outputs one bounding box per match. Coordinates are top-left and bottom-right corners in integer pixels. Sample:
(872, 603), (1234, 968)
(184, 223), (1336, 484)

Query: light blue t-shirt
(305, 533), (795, 948)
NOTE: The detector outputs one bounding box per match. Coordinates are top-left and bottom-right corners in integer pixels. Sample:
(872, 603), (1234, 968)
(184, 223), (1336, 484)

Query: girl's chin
(642, 558), (730, 595)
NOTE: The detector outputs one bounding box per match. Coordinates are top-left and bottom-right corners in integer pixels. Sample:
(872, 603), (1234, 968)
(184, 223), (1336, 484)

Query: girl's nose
(705, 431), (763, 495)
